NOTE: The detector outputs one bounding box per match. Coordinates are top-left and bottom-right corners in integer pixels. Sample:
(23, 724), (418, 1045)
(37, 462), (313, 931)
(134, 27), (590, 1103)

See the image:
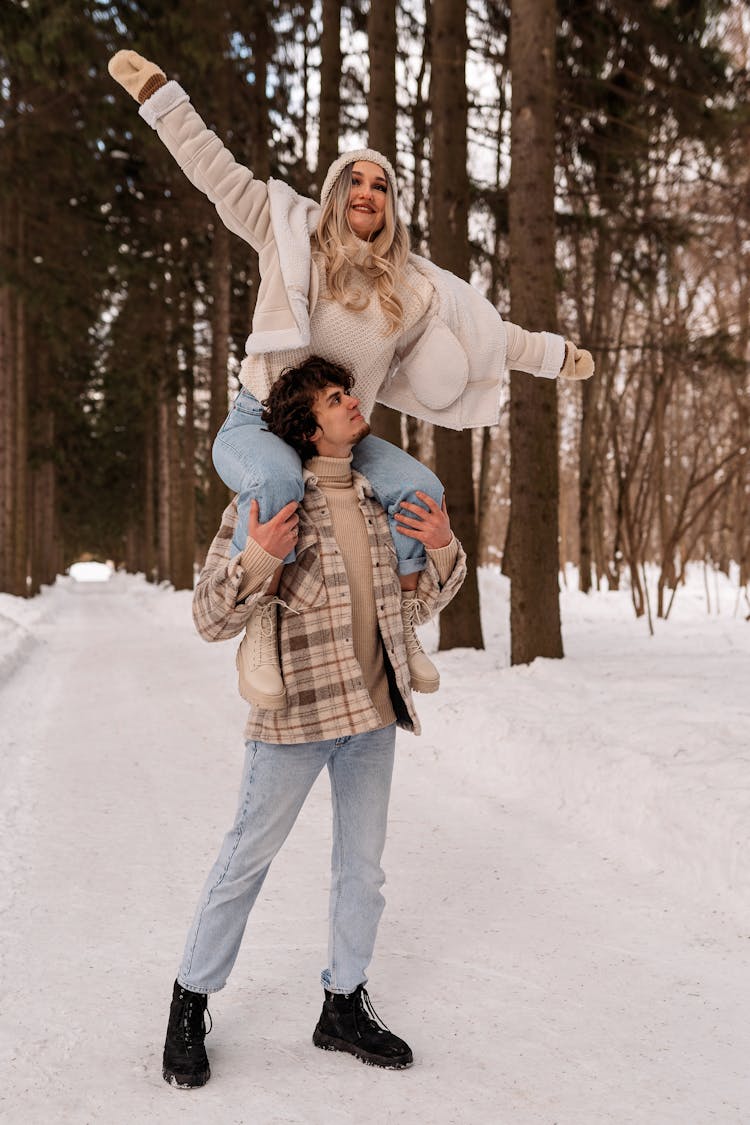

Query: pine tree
(506, 0), (563, 663)
(431, 0), (484, 650)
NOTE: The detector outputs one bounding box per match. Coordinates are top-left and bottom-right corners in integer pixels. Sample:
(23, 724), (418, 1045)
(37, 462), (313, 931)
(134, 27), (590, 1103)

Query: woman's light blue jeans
(212, 390), (443, 575)
(177, 724), (396, 996)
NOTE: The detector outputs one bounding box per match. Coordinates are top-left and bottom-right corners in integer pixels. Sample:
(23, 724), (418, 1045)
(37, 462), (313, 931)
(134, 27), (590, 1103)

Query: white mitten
(560, 340), (595, 380)
(108, 49), (166, 104)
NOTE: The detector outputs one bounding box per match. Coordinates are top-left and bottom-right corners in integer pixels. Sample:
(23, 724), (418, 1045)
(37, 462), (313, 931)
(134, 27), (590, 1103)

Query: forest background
(1, 0), (748, 660)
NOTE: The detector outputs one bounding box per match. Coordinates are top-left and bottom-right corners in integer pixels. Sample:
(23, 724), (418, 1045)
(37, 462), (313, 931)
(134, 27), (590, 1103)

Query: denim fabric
(177, 724), (396, 996)
(212, 389), (443, 575)
(212, 391), (304, 563)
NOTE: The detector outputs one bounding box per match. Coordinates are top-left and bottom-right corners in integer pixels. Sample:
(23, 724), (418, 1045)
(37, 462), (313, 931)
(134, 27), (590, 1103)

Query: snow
(1, 567), (748, 1123)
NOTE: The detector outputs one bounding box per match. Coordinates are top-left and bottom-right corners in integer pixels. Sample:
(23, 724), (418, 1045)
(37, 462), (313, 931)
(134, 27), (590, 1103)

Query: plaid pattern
(192, 472), (467, 743)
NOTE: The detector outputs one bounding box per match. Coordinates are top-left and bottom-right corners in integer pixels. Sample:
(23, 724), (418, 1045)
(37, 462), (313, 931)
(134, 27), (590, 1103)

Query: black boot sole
(312, 1028), (413, 1069)
(162, 1064), (211, 1089)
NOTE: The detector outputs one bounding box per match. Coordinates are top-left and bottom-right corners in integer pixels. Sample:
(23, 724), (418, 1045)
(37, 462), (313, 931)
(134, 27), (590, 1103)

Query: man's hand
(394, 492), (452, 550)
(108, 49), (166, 103)
(248, 499), (300, 559)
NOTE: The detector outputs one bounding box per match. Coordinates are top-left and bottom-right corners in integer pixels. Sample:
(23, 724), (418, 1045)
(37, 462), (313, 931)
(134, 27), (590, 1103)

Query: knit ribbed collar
(305, 454), (354, 489)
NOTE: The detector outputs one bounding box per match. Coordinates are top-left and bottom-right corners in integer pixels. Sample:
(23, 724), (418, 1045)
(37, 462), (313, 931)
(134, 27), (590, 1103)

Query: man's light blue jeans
(177, 724), (397, 996)
(212, 389), (443, 574)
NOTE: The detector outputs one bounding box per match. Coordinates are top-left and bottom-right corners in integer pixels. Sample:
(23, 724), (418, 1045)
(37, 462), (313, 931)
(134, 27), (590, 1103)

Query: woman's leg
(212, 390), (305, 558)
(351, 435), (443, 693)
(351, 435), (444, 576)
(212, 390), (303, 705)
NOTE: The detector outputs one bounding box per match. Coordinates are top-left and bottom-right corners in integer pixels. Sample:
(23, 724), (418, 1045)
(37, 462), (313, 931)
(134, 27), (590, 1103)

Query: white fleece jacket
(140, 81), (565, 430)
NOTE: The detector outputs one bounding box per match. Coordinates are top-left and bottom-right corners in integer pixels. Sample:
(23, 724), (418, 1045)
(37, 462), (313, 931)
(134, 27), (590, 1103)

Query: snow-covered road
(1, 573), (748, 1124)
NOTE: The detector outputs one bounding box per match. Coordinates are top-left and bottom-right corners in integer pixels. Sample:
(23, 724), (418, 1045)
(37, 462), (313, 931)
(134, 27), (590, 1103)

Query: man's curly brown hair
(261, 355), (356, 462)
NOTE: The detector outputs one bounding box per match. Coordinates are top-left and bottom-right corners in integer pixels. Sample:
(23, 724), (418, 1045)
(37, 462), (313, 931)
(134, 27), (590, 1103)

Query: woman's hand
(394, 493), (452, 550)
(108, 50), (166, 104)
(560, 340), (595, 380)
(248, 499), (300, 560)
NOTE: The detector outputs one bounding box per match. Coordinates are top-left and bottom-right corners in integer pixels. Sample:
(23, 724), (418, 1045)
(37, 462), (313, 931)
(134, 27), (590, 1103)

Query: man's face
(311, 383), (370, 457)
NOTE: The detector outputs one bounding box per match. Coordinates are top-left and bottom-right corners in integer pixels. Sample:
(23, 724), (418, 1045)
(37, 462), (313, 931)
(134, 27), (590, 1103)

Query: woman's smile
(347, 161), (387, 238)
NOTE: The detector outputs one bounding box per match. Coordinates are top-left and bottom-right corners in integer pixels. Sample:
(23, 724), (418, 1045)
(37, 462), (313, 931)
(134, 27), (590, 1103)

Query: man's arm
(394, 492), (467, 615)
(192, 500), (293, 642)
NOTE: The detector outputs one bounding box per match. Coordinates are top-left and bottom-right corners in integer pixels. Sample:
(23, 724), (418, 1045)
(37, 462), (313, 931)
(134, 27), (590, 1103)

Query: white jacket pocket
(400, 319), (469, 411)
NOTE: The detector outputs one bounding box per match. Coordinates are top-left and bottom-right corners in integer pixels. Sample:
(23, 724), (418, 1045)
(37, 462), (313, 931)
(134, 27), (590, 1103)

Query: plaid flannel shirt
(192, 470), (467, 743)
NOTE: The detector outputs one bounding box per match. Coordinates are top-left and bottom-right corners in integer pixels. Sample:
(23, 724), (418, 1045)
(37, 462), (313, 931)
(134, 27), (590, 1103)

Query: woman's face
(347, 161), (388, 240)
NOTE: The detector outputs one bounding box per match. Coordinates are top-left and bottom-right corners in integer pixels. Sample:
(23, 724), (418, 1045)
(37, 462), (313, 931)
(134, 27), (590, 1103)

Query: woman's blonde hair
(313, 164), (411, 335)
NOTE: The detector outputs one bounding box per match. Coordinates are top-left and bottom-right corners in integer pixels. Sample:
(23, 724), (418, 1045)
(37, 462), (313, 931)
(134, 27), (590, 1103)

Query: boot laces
(249, 598), (282, 664)
(355, 987), (390, 1038)
(179, 995), (212, 1044)
(402, 597), (430, 656)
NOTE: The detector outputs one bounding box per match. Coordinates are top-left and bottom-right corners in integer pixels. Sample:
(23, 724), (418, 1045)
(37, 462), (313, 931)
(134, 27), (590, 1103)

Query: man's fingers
(399, 500), (428, 517)
(248, 499), (260, 530)
(270, 501), (300, 525)
(415, 491), (440, 511)
(395, 512), (428, 529)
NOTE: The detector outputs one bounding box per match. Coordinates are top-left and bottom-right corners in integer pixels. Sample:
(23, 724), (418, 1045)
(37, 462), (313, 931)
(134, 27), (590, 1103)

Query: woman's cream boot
(401, 592), (440, 693)
(236, 597), (286, 710)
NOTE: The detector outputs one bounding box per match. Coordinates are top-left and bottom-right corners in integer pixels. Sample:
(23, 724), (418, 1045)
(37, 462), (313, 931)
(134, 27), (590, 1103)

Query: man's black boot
(312, 984), (413, 1069)
(162, 979), (212, 1089)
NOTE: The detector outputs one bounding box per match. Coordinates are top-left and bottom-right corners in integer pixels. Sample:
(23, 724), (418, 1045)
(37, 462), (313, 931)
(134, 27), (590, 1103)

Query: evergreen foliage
(0, 1), (747, 631)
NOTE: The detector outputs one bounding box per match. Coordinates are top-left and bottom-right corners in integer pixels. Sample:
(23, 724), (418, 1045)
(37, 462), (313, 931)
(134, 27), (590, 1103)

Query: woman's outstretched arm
(108, 49), (273, 253)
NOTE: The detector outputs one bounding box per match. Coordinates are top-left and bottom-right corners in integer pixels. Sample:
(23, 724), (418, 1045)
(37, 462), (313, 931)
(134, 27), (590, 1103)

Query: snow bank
(416, 565), (750, 918)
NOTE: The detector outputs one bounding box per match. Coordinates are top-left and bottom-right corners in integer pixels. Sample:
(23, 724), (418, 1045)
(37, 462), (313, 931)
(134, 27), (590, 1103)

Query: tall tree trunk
(29, 346), (57, 593)
(157, 388), (172, 583)
(431, 0), (484, 650)
(577, 227), (611, 593)
(408, 0), (432, 253)
(506, 0), (563, 664)
(13, 213), (28, 597)
(181, 324), (197, 584)
(207, 217), (231, 535)
(318, 0), (342, 178)
(250, 9), (272, 182)
(367, 0), (402, 447)
(143, 400), (157, 582)
(578, 374), (596, 591)
(0, 212), (15, 592)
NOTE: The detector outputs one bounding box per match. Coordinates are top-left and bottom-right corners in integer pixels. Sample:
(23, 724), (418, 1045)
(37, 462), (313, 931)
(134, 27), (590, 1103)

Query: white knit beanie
(319, 148), (398, 211)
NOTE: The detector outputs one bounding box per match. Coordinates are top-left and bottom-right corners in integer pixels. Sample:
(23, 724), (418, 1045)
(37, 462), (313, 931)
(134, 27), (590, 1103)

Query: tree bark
(12, 212), (28, 597)
(0, 208), (15, 592)
(318, 0), (342, 179)
(506, 0), (563, 663)
(207, 217), (232, 536)
(367, 0), (402, 446)
(157, 389), (172, 583)
(430, 0), (484, 650)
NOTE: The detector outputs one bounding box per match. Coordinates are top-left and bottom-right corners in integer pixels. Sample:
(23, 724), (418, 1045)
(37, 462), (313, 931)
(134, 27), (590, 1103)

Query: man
(163, 355), (466, 1089)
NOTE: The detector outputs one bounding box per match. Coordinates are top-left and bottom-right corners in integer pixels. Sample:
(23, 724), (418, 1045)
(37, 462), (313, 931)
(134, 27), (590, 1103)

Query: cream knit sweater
(241, 253), (435, 420)
(240, 253), (557, 421)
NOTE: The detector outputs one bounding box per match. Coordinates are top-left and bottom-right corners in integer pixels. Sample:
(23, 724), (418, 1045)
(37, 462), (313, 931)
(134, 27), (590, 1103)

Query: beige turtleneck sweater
(235, 452), (460, 725)
(308, 454), (397, 728)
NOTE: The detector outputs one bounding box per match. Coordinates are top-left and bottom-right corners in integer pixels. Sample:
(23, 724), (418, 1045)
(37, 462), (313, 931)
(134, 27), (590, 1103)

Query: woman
(108, 50), (594, 706)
